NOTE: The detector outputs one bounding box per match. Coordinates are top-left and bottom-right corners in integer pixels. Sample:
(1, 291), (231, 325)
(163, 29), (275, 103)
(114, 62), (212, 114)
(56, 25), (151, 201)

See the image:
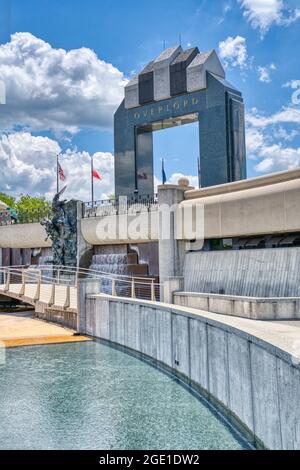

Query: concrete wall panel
(124, 302), (141, 351)
(0, 223), (51, 249)
(109, 301), (125, 345)
(172, 314), (190, 376)
(140, 306), (157, 358)
(156, 309), (172, 367)
(85, 298), (96, 336)
(250, 344), (282, 449)
(277, 358), (300, 450)
(227, 334), (254, 432)
(189, 319), (208, 389)
(207, 326), (229, 407)
(99, 299), (110, 340)
(184, 248), (300, 297)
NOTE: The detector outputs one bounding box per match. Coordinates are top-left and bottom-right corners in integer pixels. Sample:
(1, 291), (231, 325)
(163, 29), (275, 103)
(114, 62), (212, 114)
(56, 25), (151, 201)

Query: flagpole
(198, 156), (201, 188)
(91, 155), (94, 206)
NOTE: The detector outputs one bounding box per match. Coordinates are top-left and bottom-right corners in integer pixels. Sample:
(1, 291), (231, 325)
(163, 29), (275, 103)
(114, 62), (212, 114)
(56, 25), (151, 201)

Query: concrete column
(77, 279), (100, 334)
(158, 179), (194, 301)
(163, 276), (184, 304)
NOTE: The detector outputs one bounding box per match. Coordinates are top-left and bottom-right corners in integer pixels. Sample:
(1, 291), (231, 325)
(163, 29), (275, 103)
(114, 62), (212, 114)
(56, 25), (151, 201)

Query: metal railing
(83, 194), (158, 219)
(0, 207), (51, 226)
(0, 196), (159, 224)
(0, 265), (161, 307)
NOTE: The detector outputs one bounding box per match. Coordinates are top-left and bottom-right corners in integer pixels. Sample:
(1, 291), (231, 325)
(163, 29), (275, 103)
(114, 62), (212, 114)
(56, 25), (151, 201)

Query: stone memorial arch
(114, 45), (246, 197)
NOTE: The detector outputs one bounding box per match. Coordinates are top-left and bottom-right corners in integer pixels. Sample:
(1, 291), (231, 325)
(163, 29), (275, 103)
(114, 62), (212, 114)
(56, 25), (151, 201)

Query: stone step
(93, 244), (128, 255)
(89, 263), (148, 276)
(126, 264), (148, 276)
(91, 253), (138, 265)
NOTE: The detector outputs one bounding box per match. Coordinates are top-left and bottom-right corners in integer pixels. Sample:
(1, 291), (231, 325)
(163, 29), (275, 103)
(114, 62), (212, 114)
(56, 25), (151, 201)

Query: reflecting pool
(0, 341), (249, 450)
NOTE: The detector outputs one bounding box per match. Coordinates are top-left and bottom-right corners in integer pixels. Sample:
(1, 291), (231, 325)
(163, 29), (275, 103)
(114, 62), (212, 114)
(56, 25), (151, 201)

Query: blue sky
(0, 0), (300, 200)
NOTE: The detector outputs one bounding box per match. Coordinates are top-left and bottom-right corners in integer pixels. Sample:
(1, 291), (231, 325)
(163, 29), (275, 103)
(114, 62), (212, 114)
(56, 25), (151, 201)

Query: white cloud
(254, 143), (300, 172)
(238, 0), (300, 36)
(245, 127), (265, 153)
(283, 80), (300, 89)
(154, 173), (199, 190)
(219, 36), (248, 68)
(245, 105), (300, 173)
(168, 173), (199, 188)
(0, 32), (127, 134)
(246, 106), (300, 127)
(274, 126), (298, 141)
(246, 124), (300, 173)
(257, 63), (276, 83)
(0, 132), (114, 201)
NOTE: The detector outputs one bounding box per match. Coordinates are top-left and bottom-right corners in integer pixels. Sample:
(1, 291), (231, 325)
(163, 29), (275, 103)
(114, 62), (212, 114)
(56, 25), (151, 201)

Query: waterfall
(90, 254), (130, 275)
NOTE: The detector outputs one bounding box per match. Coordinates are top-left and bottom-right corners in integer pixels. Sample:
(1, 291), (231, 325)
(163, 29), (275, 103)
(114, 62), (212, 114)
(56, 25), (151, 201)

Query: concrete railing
(174, 291), (300, 320)
(80, 293), (300, 450)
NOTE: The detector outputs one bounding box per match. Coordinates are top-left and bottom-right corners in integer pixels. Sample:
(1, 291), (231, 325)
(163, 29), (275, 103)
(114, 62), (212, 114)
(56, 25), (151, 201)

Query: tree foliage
(0, 193), (51, 222)
(0, 192), (15, 208)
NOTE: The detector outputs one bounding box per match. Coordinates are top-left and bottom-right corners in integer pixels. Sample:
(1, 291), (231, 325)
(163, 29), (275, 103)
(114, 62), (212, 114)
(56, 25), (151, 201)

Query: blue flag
(162, 158), (167, 185)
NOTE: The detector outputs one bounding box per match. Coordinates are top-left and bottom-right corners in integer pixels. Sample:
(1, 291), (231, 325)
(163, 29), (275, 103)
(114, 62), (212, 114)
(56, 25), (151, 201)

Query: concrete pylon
(77, 279), (100, 334)
(158, 179), (193, 302)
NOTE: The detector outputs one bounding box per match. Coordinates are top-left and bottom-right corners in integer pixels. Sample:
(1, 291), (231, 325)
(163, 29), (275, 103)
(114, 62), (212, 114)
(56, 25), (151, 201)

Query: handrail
(0, 265), (161, 303)
(0, 264), (157, 283)
(38, 264), (157, 282)
(83, 194), (158, 219)
(84, 194), (158, 208)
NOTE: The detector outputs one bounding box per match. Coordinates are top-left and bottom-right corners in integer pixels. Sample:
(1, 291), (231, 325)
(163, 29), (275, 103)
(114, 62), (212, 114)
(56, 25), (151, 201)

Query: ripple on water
(0, 341), (250, 450)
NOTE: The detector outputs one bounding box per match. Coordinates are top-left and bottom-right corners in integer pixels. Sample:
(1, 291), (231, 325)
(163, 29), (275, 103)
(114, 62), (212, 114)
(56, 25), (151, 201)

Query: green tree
(0, 192), (15, 208)
(0, 193), (51, 223)
(15, 195), (51, 222)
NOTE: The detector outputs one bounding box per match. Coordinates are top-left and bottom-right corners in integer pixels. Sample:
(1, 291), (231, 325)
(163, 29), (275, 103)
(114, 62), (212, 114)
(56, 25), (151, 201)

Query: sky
(0, 0), (300, 201)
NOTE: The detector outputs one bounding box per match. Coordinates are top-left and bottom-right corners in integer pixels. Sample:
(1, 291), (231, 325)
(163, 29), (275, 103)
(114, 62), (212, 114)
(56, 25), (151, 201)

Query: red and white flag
(58, 161), (66, 181)
(92, 169), (102, 180)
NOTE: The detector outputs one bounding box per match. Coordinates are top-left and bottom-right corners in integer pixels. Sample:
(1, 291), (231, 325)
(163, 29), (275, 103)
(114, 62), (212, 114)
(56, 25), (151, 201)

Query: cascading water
(90, 254), (130, 275)
(90, 253), (131, 295)
(89, 248), (149, 297)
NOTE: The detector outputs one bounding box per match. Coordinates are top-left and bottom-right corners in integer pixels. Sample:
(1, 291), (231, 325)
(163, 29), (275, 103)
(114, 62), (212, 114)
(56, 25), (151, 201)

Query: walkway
(0, 311), (90, 348)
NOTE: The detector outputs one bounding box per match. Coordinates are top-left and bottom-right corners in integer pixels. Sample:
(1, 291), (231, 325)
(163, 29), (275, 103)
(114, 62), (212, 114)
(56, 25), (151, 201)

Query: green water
(0, 341), (249, 450)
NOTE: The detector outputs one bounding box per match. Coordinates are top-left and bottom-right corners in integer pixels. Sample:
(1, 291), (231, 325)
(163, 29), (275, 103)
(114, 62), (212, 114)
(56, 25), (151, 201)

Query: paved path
(173, 301), (300, 357)
(0, 311), (90, 348)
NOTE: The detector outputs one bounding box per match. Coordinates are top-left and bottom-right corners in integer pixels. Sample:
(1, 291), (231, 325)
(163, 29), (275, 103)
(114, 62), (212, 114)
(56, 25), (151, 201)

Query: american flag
(58, 161), (66, 181)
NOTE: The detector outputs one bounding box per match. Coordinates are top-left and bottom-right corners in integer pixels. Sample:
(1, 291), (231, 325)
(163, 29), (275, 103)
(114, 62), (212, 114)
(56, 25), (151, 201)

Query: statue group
(42, 186), (78, 267)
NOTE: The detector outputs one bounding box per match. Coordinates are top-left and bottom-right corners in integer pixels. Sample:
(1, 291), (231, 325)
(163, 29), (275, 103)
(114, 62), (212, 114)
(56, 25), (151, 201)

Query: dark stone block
(170, 47), (199, 96)
(139, 61), (154, 105)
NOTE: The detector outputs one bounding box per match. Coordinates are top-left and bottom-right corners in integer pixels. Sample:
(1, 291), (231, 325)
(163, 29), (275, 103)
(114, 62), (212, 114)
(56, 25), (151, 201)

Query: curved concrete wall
(82, 294), (300, 450)
(81, 212), (158, 245)
(80, 170), (300, 247)
(181, 177), (300, 239)
(0, 223), (51, 249)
